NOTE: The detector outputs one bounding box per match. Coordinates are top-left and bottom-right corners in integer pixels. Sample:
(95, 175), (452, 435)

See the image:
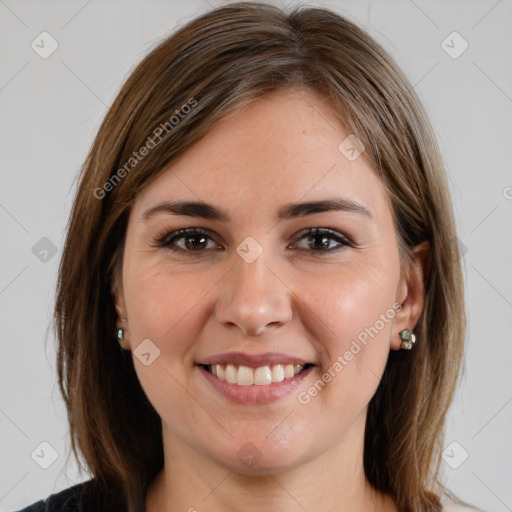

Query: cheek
(123, 260), (219, 354)
(122, 262), (222, 435)
(299, 260), (399, 394)
(307, 260), (398, 341)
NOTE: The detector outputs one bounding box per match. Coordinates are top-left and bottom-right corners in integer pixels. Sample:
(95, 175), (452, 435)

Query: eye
(292, 228), (352, 253)
(154, 228), (221, 253)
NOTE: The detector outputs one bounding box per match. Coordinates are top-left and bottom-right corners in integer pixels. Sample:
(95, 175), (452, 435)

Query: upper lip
(197, 351), (313, 368)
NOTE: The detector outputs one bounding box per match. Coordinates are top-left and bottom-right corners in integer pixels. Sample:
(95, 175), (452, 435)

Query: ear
(111, 266), (130, 349)
(390, 241), (431, 350)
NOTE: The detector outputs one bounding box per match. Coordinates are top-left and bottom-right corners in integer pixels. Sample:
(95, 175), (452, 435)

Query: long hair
(54, 3), (467, 511)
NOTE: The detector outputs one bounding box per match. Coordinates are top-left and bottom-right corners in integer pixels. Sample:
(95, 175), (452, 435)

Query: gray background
(1, 0), (511, 511)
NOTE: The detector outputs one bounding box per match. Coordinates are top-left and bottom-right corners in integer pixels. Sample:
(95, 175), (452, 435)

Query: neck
(145, 413), (397, 512)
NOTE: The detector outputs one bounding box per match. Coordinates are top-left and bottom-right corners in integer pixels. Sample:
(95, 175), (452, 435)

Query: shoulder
(13, 479), (106, 512)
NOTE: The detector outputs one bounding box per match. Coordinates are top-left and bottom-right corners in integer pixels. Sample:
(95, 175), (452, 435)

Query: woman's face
(114, 88), (422, 474)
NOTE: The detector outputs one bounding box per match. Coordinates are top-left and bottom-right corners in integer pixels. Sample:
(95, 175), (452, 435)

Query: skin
(113, 88), (429, 512)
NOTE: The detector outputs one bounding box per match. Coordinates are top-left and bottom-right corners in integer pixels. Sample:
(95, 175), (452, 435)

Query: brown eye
(293, 228), (352, 253)
(182, 233), (208, 251)
(157, 228), (220, 253)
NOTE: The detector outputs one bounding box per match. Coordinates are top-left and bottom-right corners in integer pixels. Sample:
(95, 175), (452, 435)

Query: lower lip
(197, 365), (315, 404)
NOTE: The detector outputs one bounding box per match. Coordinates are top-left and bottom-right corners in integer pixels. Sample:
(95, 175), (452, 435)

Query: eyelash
(151, 227), (353, 255)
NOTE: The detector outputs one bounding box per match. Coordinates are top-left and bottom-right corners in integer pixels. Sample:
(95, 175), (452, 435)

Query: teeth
(284, 364), (295, 379)
(237, 366), (254, 386)
(254, 366), (272, 385)
(271, 364), (284, 382)
(208, 363), (305, 386)
(225, 364), (237, 384)
(216, 365), (225, 381)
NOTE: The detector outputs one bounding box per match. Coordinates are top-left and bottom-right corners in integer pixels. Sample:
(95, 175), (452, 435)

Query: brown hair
(55, 3), (468, 511)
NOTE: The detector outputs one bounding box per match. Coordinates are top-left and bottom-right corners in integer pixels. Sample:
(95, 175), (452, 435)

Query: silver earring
(399, 329), (416, 350)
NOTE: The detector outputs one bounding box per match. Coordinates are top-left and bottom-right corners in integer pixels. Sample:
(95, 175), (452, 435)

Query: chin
(224, 453), (304, 477)
(212, 433), (312, 476)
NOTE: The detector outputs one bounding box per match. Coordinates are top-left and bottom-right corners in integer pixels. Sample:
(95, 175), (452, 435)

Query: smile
(196, 351), (316, 403)
(205, 363), (312, 386)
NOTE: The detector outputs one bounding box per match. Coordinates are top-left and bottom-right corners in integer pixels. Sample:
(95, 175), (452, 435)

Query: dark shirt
(13, 479), (126, 512)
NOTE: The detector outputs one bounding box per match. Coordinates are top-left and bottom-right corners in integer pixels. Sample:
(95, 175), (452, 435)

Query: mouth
(196, 351), (316, 404)
(201, 363), (315, 386)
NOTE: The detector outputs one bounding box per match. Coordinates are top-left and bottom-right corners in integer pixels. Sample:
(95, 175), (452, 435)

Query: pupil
(186, 235), (207, 250)
(311, 234), (329, 250)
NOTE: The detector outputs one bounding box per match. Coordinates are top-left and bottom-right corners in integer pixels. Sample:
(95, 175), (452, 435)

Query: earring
(116, 317), (127, 345)
(399, 329), (416, 350)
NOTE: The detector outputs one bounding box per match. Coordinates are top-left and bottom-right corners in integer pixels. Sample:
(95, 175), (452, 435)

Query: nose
(215, 247), (293, 336)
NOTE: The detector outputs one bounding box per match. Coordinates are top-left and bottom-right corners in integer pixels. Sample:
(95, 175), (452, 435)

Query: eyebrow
(140, 198), (372, 223)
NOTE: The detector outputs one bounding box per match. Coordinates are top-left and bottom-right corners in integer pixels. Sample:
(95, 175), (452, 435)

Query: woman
(17, 2), (475, 511)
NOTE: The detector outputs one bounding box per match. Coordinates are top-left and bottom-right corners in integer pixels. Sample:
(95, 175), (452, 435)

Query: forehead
(132, 89), (388, 223)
